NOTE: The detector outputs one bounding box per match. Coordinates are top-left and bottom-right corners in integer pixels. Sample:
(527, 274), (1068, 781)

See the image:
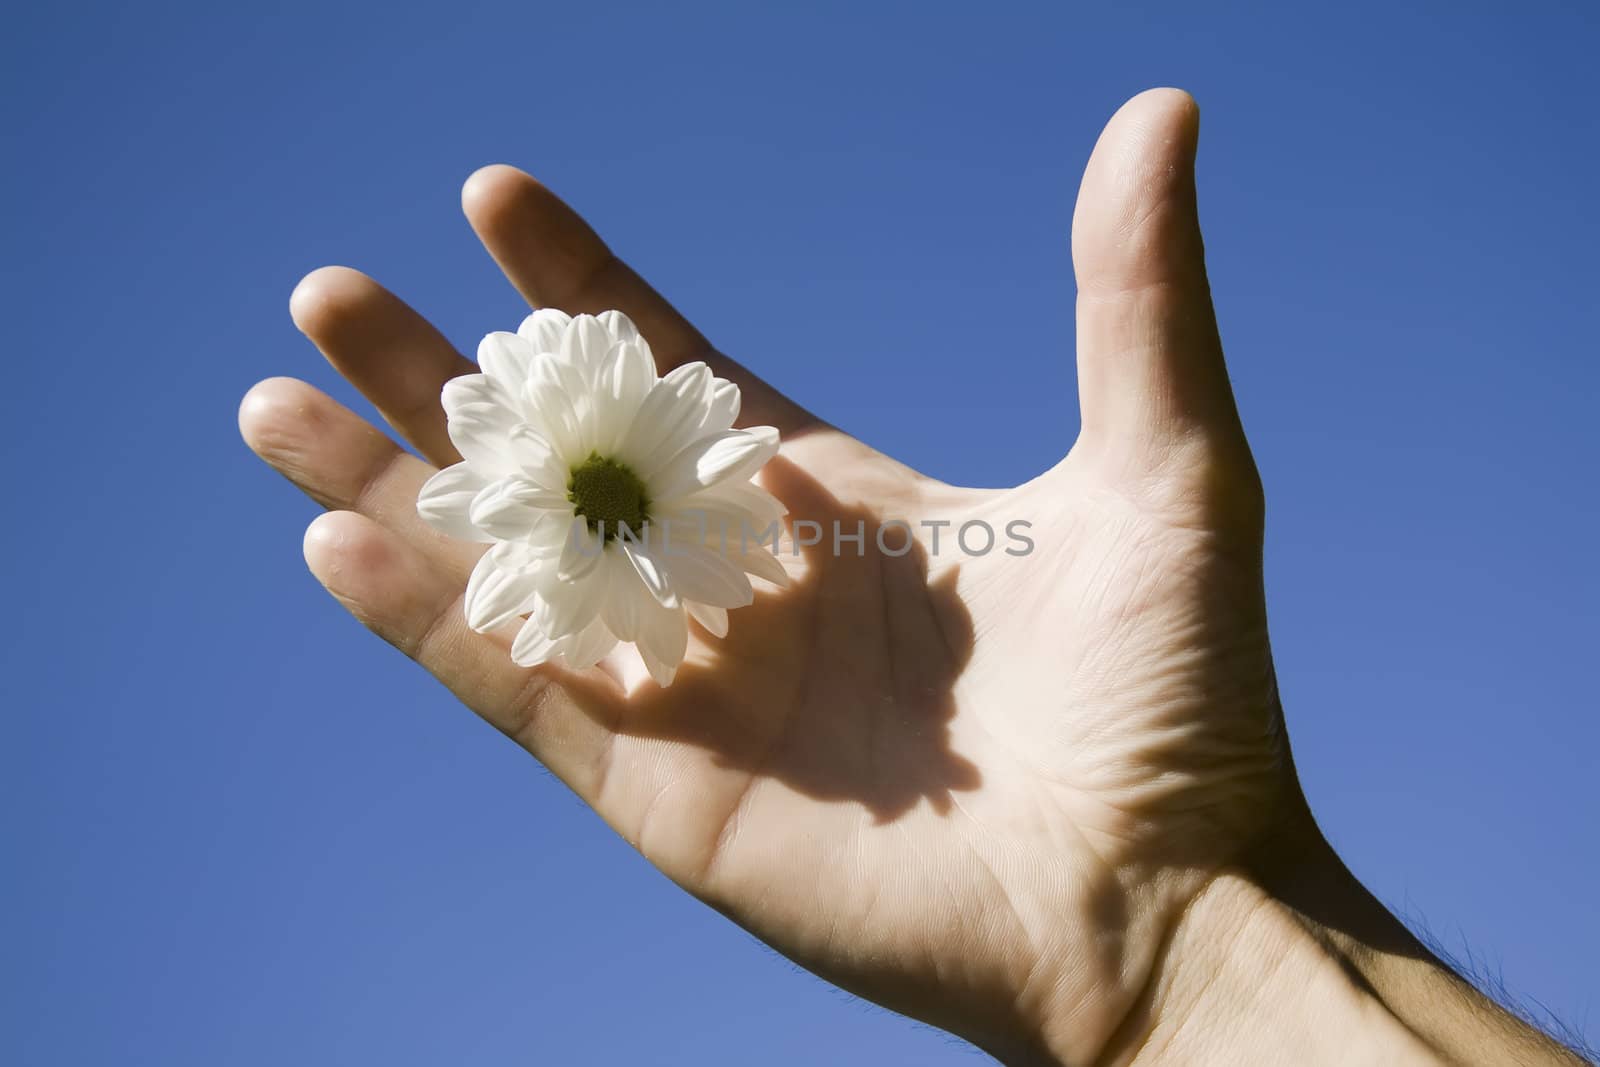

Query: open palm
(242, 90), (1291, 1065)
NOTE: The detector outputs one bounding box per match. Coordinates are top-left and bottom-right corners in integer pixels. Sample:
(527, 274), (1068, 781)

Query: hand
(240, 90), (1579, 1066)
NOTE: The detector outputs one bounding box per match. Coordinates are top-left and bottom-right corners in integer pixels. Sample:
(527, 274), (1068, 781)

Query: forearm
(1078, 831), (1585, 1067)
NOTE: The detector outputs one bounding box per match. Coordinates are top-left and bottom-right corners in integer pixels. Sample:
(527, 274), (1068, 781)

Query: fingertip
(301, 510), (342, 569)
(289, 265), (376, 339)
(1094, 89), (1200, 177)
(461, 163), (542, 225)
(1073, 86), (1206, 296)
(302, 510), (385, 583)
(1117, 87), (1200, 140)
(239, 376), (316, 455)
(460, 164), (617, 313)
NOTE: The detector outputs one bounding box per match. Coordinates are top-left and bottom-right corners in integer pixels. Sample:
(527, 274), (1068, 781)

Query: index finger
(461, 164), (814, 434)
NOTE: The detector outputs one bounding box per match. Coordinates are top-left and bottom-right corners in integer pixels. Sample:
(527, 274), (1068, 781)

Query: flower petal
(726, 542), (792, 588)
(524, 358), (584, 459)
(647, 539), (753, 609)
(441, 372), (507, 419)
(417, 463), (493, 542)
(648, 427), (780, 502)
(635, 599), (688, 687)
(590, 340), (654, 454)
(656, 490), (782, 549)
(518, 308), (572, 354)
(559, 618), (617, 670)
(555, 519), (606, 582)
(712, 426), (780, 485)
(619, 362), (713, 472)
(686, 601), (729, 639)
(511, 616), (562, 667)
(443, 389), (521, 477)
(559, 314), (612, 382)
(672, 479), (788, 531)
(698, 378), (741, 434)
(489, 539), (560, 572)
(620, 537), (677, 607)
(596, 309), (640, 345)
(464, 553), (540, 632)
(508, 425), (570, 491)
(477, 332), (538, 394)
(534, 563), (605, 637)
(469, 477), (572, 541)
(598, 548), (643, 641)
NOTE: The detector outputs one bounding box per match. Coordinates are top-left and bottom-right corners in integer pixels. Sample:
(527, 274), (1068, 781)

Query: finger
(289, 265), (476, 467)
(461, 165), (708, 365)
(461, 164), (813, 433)
(1071, 89), (1250, 471)
(238, 376), (481, 579)
(302, 510), (620, 800)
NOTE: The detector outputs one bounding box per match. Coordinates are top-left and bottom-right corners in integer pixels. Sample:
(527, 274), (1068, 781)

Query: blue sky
(4, 2), (1596, 1063)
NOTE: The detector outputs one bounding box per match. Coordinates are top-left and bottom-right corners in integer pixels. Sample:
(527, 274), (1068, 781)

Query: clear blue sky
(4, 3), (1596, 1063)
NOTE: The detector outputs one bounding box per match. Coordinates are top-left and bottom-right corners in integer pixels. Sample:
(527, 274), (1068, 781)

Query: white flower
(416, 309), (788, 686)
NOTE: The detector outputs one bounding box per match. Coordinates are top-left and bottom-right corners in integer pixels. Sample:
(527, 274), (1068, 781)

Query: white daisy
(416, 309), (789, 686)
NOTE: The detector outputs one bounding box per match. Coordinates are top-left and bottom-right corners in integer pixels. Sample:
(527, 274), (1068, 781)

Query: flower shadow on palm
(564, 455), (983, 824)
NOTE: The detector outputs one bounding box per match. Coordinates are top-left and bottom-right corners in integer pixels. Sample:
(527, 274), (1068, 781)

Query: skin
(240, 90), (1583, 1066)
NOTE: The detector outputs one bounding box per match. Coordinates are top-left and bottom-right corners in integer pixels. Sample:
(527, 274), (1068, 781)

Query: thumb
(1070, 89), (1252, 489)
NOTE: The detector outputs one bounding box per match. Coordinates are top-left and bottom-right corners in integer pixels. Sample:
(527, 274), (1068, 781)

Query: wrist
(1062, 815), (1584, 1067)
(1089, 861), (1442, 1067)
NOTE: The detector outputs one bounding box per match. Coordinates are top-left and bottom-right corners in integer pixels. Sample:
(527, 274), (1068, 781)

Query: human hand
(239, 89), (1580, 1066)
